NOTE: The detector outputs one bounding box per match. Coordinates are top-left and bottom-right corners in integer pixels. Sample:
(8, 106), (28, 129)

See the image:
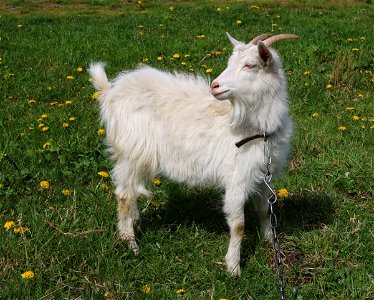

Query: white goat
(88, 32), (298, 276)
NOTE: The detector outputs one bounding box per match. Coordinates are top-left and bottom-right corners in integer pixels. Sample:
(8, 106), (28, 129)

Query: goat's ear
(226, 32), (243, 47)
(257, 41), (272, 66)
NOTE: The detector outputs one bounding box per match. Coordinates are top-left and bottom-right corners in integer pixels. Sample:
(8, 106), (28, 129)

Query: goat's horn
(263, 34), (299, 47)
(249, 34), (273, 45)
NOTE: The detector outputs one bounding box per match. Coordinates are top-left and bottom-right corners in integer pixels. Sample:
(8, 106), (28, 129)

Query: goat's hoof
(225, 258), (241, 276)
(226, 264), (241, 276)
(120, 235), (140, 255)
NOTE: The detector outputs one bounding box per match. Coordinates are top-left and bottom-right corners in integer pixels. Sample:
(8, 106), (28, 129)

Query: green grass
(1, 1), (373, 299)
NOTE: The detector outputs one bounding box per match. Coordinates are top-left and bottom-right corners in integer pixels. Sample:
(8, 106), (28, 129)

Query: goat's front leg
(223, 188), (246, 276)
(117, 195), (140, 255)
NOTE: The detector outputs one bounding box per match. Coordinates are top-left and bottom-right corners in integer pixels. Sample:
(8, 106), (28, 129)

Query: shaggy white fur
(88, 33), (296, 276)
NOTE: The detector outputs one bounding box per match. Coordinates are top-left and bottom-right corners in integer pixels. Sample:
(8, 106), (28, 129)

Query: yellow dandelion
(69, 117), (75, 121)
(92, 91), (100, 100)
(28, 99), (37, 105)
(196, 34), (206, 39)
(250, 5), (260, 9)
(65, 100), (72, 105)
(206, 68), (213, 74)
(217, 7), (222, 12)
(352, 48), (359, 52)
(152, 179), (161, 186)
(62, 189), (71, 196)
(311, 112), (319, 118)
(173, 53), (180, 59)
(98, 171), (109, 178)
(41, 126), (49, 132)
(370, 125), (374, 129)
(357, 93), (364, 98)
(76, 67), (83, 72)
(339, 125), (347, 132)
(4, 221), (16, 230)
(157, 56), (163, 61)
(346, 107), (355, 111)
(66, 75), (74, 80)
(361, 125), (366, 129)
(14, 226), (29, 234)
(326, 84), (333, 89)
(347, 38), (353, 42)
(142, 57), (149, 63)
(169, 6), (174, 11)
(40, 181), (50, 189)
(236, 20), (242, 25)
(352, 115), (360, 121)
(181, 61), (187, 66)
(43, 141), (51, 149)
(142, 285), (151, 294)
(277, 188), (289, 198)
(97, 128), (105, 135)
(303, 71), (311, 75)
(177, 289), (186, 294)
(41, 114), (47, 119)
(62, 122), (69, 127)
(21, 271), (35, 280)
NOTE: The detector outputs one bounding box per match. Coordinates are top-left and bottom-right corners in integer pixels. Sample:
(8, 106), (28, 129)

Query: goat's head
(211, 33), (299, 102)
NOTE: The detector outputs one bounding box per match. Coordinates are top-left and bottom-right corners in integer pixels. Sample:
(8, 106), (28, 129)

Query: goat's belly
(158, 155), (223, 187)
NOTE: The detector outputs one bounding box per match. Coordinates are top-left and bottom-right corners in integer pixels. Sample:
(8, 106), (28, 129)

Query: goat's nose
(211, 81), (220, 90)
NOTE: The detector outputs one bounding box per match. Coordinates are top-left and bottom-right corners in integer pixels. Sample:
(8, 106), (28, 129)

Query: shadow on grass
(140, 181), (335, 236)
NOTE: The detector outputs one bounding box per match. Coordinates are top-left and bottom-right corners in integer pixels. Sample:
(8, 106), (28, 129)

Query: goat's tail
(88, 62), (110, 92)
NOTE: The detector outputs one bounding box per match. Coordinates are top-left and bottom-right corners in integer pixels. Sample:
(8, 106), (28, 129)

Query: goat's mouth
(212, 89), (230, 99)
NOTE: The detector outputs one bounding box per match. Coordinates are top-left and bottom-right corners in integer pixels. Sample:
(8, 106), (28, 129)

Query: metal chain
(262, 134), (288, 300)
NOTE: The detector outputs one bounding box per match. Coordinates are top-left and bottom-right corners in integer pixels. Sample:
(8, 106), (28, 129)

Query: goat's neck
(230, 88), (288, 135)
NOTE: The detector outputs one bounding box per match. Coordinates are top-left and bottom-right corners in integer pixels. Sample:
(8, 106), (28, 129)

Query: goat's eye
(243, 64), (256, 70)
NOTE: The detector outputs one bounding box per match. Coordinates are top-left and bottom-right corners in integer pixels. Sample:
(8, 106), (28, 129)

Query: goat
(88, 32), (299, 276)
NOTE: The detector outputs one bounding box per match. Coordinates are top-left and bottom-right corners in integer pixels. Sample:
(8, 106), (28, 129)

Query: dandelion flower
(152, 179), (161, 186)
(157, 56), (163, 61)
(142, 285), (151, 294)
(4, 221), (16, 230)
(28, 99), (37, 105)
(40, 181), (50, 189)
(41, 126), (49, 132)
(339, 125), (347, 132)
(277, 188), (289, 198)
(206, 68), (213, 74)
(98, 171), (109, 178)
(177, 289), (186, 294)
(311, 112), (319, 118)
(352, 48), (359, 52)
(92, 91), (100, 100)
(326, 84), (333, 89)
(69, 117), (75, 121)
(41, 114), (48, 119)
(303, 71), (311, 75)
(66, 100), (72, 105)
(352, 115), (360, 121)
(14, 226), (29, 234)
(236, 20), (242, 25)
(76, 67), (83, 72)
(62, 189), (71, 196)
(43, 141), (51, 149)
(173, 53), (180, 59)
(97, 128), (105, 135)
(346, 107), (355, 111)
(21, 271), (34, 280)
(217, 7), (222, 12)
(66, 75), (74, 80)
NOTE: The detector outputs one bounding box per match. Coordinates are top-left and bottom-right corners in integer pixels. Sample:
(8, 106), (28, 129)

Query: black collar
(235, 133), (270, 148)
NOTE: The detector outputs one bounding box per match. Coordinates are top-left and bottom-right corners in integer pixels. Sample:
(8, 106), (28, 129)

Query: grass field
(1, 1), (373, 299)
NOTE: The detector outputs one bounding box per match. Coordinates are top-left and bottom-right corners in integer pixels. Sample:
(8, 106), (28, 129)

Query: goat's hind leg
(117, 194), (140, 255)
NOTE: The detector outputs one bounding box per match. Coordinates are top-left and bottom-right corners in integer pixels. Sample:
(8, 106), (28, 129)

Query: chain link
(263, 134), (287, 300)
